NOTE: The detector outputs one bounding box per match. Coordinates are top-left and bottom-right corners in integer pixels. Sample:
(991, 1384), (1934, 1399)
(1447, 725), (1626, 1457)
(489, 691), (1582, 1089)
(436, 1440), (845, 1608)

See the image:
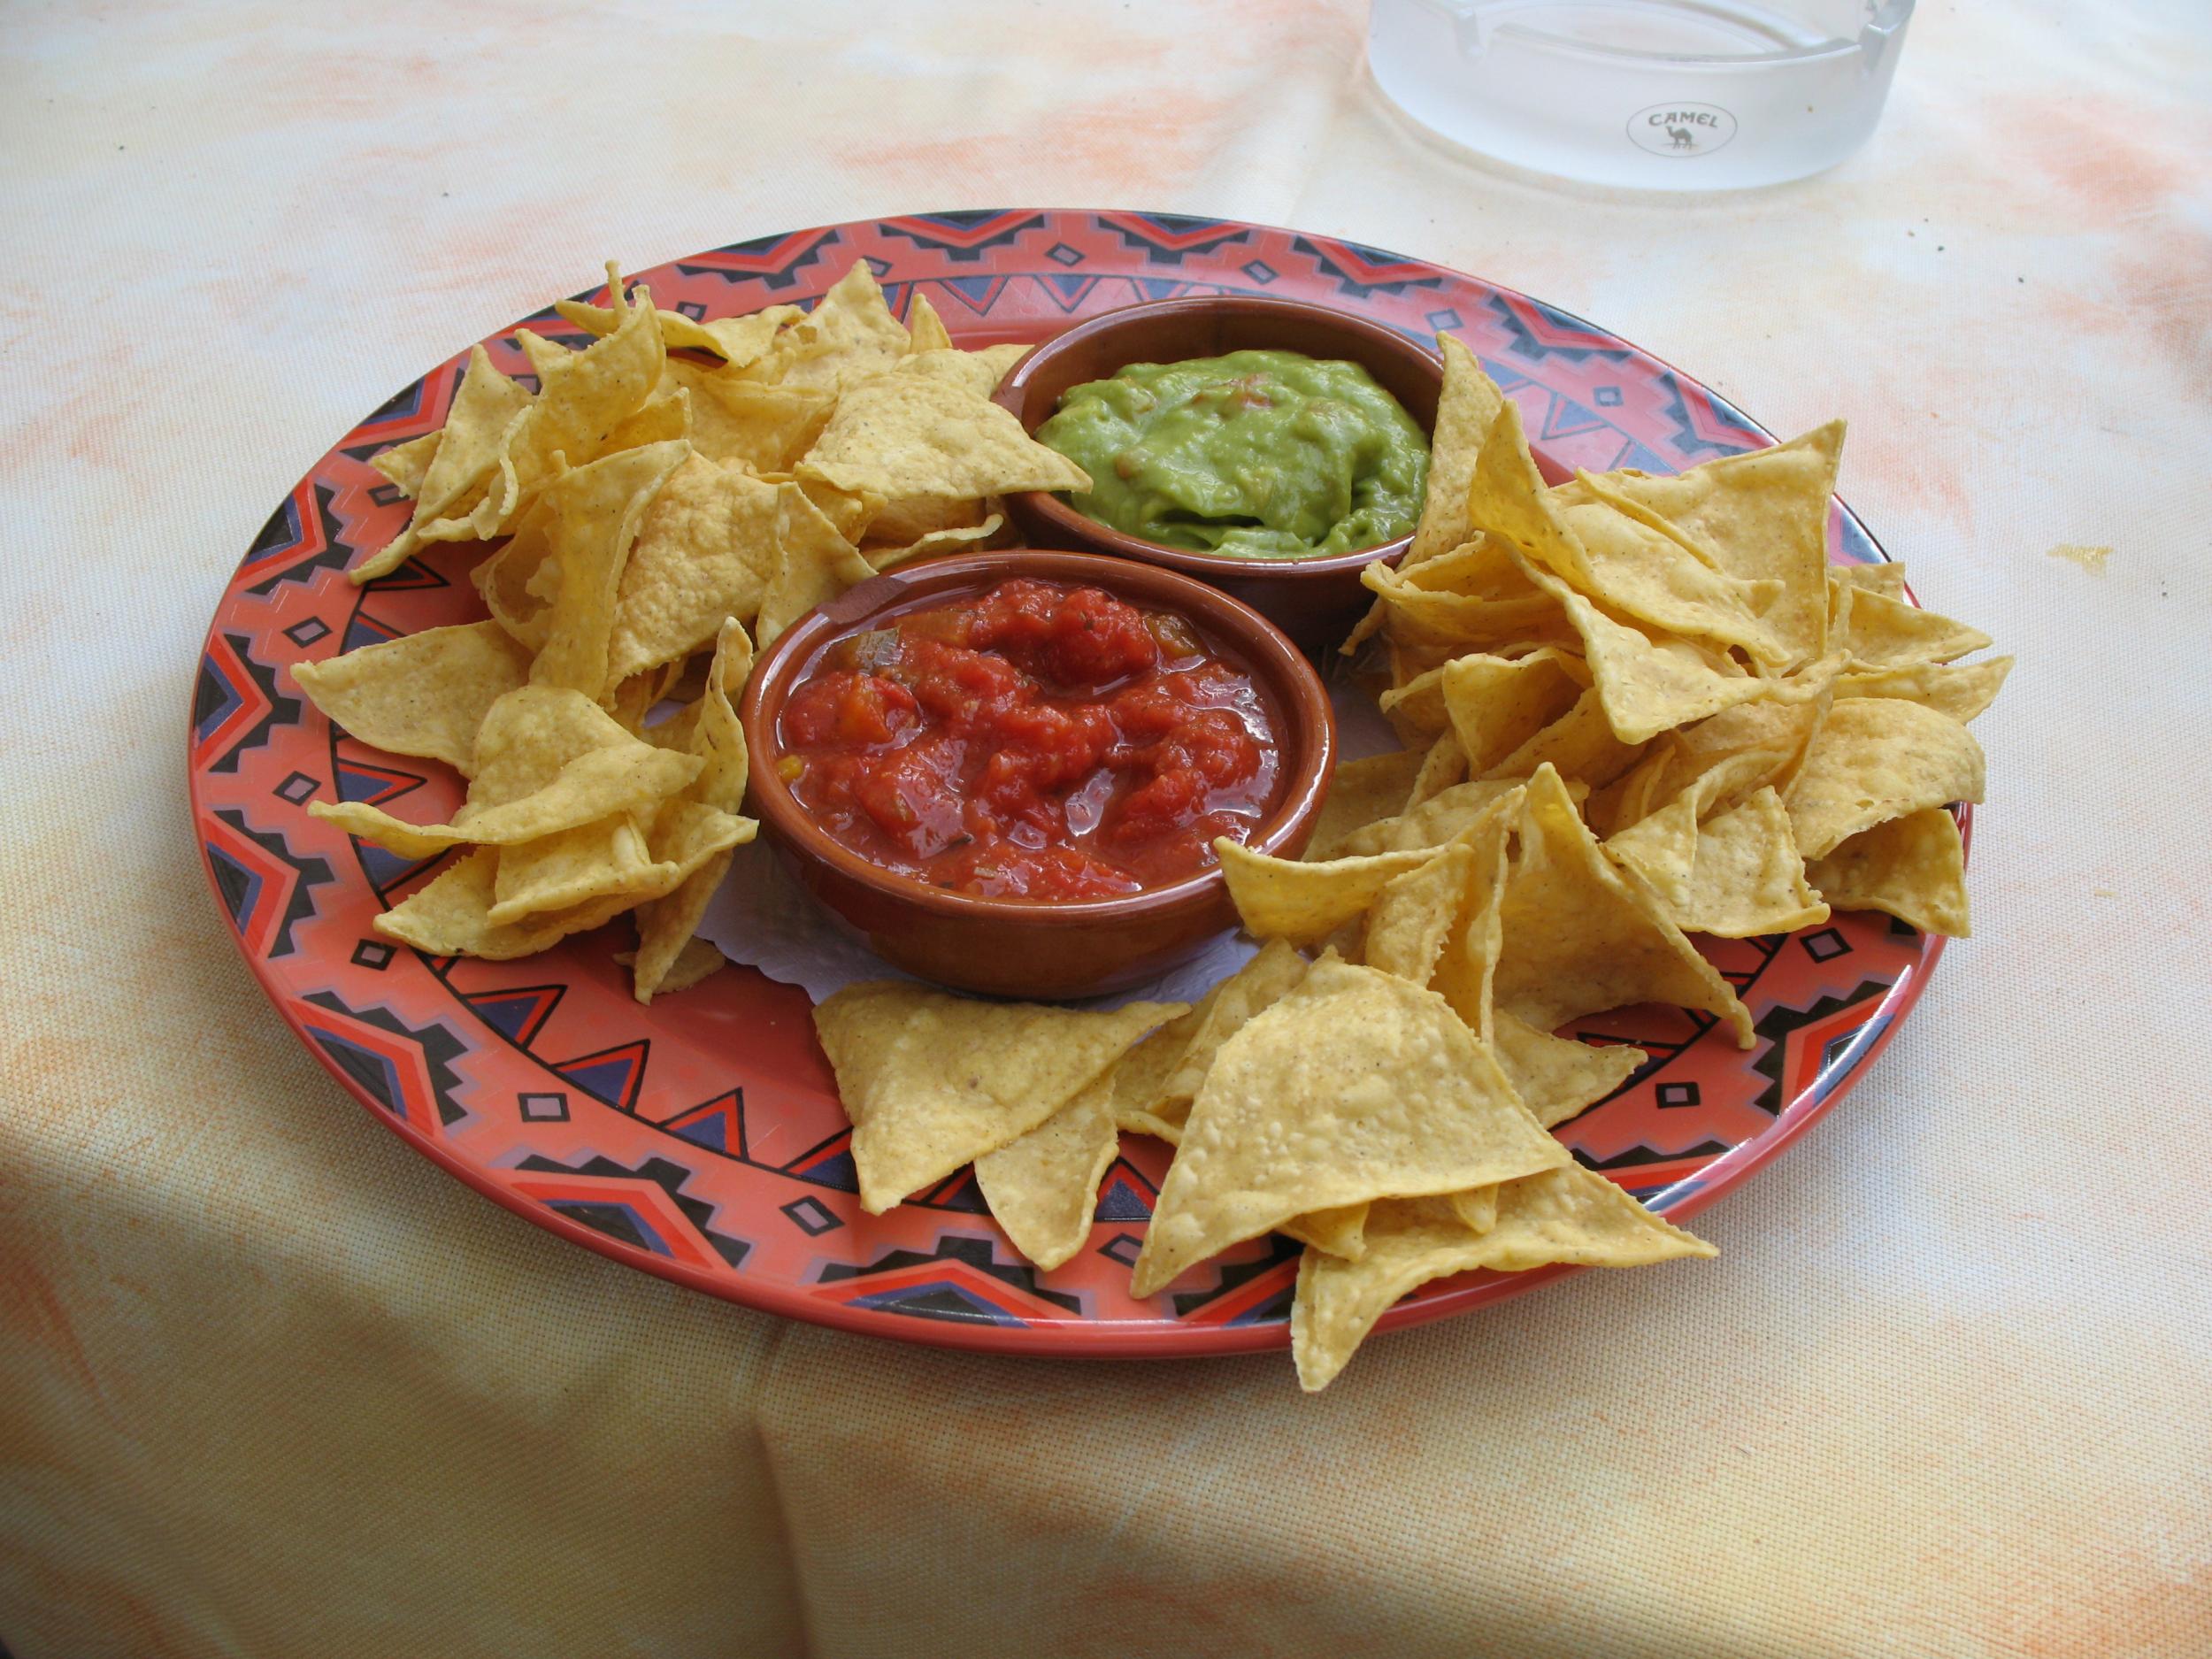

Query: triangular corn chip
(606, 456), (782, 681)
(1408, 335), (1507, 565)
(434, 271), (669, 546)
(631, 619), (760, 1001)
(1290, 1166), (1714, 1390)
(814, 985), (1186, 1215)
(1831, 577), (1993, 670)
(973, 1070), (1119, 1272)
(903, 291), (955, 354)
(352, 346), (534, 582)
(370, 430), (441, 497)
(1216, 839), (1437, 946)
(1663, 786), (1830, 938)
(1494, 766), (1754, 1045)
(554, 294), (803, 366)
(374, 848), (635, 960)
(1807, 806), (1970, 936)
(1492, 1009), (1643, 1129)
(1835, 657), (2011, 724)
(1589, 423), (1842, 672)
(1786, 696), (1985, 859)
(527, 440), (692, 703)
(1131, 953), (1568, 1298)
(310, 687), (702, 861)
(894, 342), (1030, 400)
(755, 480), (880, 648)
(739, 261), (912, 393)
(1437, 649), (1587, 774)
(795, 373), (1091, 501)
(290, 621), (530, 777)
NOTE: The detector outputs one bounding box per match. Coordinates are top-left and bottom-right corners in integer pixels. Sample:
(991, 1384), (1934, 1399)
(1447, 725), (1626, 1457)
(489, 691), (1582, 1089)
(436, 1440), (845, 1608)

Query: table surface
(4, 3), (2209, 1655)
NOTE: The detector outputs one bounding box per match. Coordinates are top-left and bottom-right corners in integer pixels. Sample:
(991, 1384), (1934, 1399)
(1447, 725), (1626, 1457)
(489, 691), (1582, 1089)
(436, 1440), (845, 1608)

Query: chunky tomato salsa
(776, 578), (1281, 900)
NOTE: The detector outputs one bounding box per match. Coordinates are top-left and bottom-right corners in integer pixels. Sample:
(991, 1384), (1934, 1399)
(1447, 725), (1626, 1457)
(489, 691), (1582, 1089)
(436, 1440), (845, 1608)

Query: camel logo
(1628, 103), (1738, 158)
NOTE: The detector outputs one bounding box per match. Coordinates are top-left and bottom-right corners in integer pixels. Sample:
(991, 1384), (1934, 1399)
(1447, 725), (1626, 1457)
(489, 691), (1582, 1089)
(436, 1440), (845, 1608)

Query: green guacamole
(1034, 349), (1431, 559)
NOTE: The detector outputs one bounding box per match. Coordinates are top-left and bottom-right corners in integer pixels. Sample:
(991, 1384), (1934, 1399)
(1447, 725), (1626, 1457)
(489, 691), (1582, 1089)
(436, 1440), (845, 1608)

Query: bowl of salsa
(740, 549), (1335, 999)
(992, 296), (1443, 652)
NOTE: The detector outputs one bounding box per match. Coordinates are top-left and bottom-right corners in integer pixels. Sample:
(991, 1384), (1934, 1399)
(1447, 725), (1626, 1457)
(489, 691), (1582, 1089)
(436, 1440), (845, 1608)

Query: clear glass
(1367, 0), (1914, 190)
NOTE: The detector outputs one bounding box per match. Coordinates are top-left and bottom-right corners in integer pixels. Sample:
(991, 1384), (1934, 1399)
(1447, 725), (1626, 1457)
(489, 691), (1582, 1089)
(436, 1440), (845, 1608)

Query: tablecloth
(4, 3), (2208, 1655)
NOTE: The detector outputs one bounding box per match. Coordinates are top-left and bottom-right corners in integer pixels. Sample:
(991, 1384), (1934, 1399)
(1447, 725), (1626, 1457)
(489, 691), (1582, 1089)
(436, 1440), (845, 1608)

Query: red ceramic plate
(189, 211), (1956, 1356)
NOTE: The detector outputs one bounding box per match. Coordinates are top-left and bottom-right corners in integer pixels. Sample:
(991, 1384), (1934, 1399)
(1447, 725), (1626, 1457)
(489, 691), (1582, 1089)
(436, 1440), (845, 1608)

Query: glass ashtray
(1368, 0), (1915, 190)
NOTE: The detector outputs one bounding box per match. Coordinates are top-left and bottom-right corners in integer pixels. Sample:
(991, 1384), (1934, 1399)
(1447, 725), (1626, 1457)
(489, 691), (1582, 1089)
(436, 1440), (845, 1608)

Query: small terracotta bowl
(992, 296), (1444, 654)
(738, 549), (1335, 1001)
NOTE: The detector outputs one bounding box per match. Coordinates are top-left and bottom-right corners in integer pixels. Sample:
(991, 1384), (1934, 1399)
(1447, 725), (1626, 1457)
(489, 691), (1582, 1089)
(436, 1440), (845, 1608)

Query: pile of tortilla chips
(813, 339), (2005, 1389)
(289, 261), (1082, 999)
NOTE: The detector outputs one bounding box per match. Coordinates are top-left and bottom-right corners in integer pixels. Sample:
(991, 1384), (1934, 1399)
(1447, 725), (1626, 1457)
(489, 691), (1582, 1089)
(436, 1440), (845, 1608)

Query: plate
(188, 210), (1953, 1356)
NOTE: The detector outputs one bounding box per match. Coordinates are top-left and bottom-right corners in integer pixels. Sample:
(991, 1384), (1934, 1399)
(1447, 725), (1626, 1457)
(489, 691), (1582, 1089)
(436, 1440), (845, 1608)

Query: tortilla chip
(1357, 560), (1569, 662)
(904, 291), (954, 355)
(1362, 840), (1479, 988)
(663, 358), (837, 472)
(738, 262), (913, 394)
(374, 847), (635, 960)
(1479, 686), (1648, 787)
(864, 511), (1005, 574)
(895, 342), (1029, 399)
(972, 1070), (1118, 1271)
(795, 373), (1091, 501)
(1832, 579), (1994, 670)
(1834, 657), (2011, 724)
(311, 686), (703, 861)
(1130, 953), (1569, 1297)
(1149, 938), (1312, 1115)
(755, 480), (880, 648)
(434, 270), (669, 546)
(618, 934), (725, 994)
(1591, 423), (1843, 672)
(1786, 696), (1985, 858)
(1281, 1203), (1371, 1260)
(1471, 400), (1784, 666)
(815, 984), (1185, 1215)
(1102, 1001), (1217, 1144)
(527, 440), (692, 703)
(1492, 1009), (1644, 1128)
(1408, 729), (1468, 806)
(1290, 1165), (1713, 1390)
(488, 812), (671, 924)
(1807, 806), (1970, 936)
(1494, 766), (1755, 1045)
(1305, 750), (1432, 859)
(1330, 778), (1530, 861)
(370, 430), (442, 497)
(1666, 786), (1831, 937)
(605, 455), (782, 680)
(1409, 336), (1507, 565)
(1436, 649), (1588, 774)
(1505, 549), (1768, 745)
(1216, 840), (1438, 946)
(631, 619), (760, 1001)
(1831, 561), (1907, 600)
(1602, 749), (1793, 909)
(352, 345), (534, 581)
(555, 293), (803, 366)
(290, 620), (531, 777)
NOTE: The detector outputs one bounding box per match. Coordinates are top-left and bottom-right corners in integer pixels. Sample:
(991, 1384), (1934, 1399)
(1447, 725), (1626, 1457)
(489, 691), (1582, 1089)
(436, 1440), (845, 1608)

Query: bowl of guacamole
(993, 296), (1442, 649)
(1035, 349), (1431, 560)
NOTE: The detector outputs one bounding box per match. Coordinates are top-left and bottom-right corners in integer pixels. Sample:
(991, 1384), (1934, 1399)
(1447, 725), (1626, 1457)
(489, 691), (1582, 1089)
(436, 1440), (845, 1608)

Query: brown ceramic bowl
(738, 549), (1335, 1001)
(992, 296), (1443, 653)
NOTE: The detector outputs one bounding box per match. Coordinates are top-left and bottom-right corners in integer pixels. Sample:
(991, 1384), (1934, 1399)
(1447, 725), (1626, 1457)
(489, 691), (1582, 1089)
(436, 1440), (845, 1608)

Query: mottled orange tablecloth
(3, 3), (2208, 1655)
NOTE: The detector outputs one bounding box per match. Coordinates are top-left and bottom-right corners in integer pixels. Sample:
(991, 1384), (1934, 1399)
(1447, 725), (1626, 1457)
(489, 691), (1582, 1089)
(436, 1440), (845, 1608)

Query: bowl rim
(737, 546), (1337, 926)
(992, 293), (1444, 582)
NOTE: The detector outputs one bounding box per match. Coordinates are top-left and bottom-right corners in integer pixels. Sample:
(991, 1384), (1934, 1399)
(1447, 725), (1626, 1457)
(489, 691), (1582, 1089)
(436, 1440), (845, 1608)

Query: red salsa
(777, 578), (1280, 900)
